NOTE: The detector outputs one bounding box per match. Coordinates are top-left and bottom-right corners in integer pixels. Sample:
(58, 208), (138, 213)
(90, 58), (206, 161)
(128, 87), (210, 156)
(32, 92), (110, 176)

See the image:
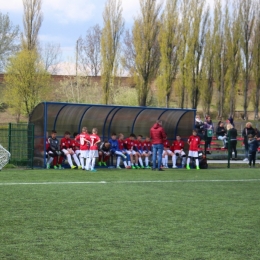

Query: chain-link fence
(0, 123), (34, 168)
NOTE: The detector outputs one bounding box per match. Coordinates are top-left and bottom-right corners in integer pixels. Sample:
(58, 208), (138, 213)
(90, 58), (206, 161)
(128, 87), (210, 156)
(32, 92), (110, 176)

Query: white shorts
(188, 151), (199, 158)
(62, 148), (74, 155)
(163, 149), (172, 156)
(89, 150), (98, 158)
(127, 150), (136, 155)
(174, 150), (186, 156)
(143, 151), (152, 156)
(80, 150), (89, 158)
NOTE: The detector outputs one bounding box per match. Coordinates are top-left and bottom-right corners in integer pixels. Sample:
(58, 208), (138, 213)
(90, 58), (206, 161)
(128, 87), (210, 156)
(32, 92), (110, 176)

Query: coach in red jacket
(150, 120), (167, 171)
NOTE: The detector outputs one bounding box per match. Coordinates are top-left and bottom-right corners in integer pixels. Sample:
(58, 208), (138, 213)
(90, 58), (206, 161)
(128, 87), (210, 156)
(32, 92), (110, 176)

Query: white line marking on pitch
(0, 179), (260, 186)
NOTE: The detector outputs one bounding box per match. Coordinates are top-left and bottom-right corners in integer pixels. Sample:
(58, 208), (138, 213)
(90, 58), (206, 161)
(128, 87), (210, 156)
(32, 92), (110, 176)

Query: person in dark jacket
(48, 130), (63, 169)
(150, 120), (167, 171)
(204, 116), (214, 153)
(226, 123), (238, 160)
(98, 141), (110, 166)
(248, 134), (258, 168)
(254, 128), (260, 148)
(216, 121), (227, 148)
(242, 122), (256, 161)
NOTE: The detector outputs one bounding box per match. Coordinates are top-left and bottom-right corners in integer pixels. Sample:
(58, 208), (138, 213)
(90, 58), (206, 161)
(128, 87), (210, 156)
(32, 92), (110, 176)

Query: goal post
(0, 144), (11, 170)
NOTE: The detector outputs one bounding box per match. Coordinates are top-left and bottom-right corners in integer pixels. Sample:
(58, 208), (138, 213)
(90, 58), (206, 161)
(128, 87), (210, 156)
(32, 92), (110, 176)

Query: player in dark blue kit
(108, 133), (129, 169)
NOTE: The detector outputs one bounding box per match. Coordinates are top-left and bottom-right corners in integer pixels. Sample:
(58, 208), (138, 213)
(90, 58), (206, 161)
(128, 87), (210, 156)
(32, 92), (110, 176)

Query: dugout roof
(29, 102), (196, 167)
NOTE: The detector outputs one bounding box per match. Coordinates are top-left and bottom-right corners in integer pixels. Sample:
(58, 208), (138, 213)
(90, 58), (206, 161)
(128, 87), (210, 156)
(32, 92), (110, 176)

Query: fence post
(31, 124), (34, 169)
(227, 130), (231, 168)
(8, 123), (11, 154)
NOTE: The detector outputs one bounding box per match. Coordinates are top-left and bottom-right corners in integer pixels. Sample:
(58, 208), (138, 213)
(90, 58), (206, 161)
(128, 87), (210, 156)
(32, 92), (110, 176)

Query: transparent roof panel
(80, 106), (116, 138)
(107, 107), (144, 138)
(176, 111), (195, 138)
(54, 105), (91, 135)
(31, 103), (44, 136)
(131, 109), (167, 137)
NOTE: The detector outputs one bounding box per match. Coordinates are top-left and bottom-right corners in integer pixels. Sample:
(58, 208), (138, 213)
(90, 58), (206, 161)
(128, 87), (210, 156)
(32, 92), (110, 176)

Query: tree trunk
(243, 77), (249, 120)
(254, 85), (260, 119)
(230, 81), (236, 117)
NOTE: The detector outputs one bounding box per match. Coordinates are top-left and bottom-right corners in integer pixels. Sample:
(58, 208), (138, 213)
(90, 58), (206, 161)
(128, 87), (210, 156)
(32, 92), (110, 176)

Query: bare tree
(40, 42), (62, 75)
(22, 0), (43, 51)
(0, 12), (20, 72)
(122, 29), (136, 77)
(78, 24), (101, 76)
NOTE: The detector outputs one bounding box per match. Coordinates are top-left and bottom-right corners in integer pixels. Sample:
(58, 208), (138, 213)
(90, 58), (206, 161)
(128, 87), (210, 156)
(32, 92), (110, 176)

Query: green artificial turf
(0, 168), (260, 260)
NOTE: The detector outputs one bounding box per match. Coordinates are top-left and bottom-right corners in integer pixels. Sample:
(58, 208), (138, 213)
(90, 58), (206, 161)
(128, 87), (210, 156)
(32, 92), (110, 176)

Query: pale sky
(1, 0), (215, 74)
(1, 0), (140, 60)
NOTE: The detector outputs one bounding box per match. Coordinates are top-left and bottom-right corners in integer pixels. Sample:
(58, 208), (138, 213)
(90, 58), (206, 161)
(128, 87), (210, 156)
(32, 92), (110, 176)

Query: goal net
(0, 145), (11, 170)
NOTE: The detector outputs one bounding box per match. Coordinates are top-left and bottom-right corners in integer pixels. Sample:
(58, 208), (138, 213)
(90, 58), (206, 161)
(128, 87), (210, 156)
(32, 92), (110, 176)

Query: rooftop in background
(0, 73), (134, 87)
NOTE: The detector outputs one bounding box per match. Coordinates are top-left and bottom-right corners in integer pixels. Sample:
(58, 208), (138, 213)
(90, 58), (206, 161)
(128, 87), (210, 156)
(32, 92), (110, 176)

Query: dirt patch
(0, 111), (28, 123)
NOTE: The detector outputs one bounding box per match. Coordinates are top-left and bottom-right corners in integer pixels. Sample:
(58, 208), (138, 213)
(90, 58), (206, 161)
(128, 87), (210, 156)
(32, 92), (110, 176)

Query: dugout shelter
(29, 102), (196, 168)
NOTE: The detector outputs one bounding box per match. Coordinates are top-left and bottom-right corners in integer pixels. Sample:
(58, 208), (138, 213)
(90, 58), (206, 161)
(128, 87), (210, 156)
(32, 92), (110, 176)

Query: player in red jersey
(71, 132), (81, 157)
(186, 130), (201, 170)
(60, 131), (81, 169)
(134, 135), (145, 169)
(170, 135), (186, 168)
(75, 127), (90, 170)
(118, 133), (131, 168)
(124, 133), (139, 169)
(142, 136), (152, 169)
(86, 128), (101, 172)
(162, 138), (172, 168)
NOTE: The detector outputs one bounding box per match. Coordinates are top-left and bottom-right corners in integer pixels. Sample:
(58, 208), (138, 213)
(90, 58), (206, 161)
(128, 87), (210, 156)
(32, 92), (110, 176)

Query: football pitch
(1, 168), (260, 260)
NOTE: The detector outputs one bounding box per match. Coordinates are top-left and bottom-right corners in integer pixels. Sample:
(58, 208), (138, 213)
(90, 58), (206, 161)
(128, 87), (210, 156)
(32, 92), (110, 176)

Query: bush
(113, 86), (138, 106)
(0, 102), (8, 112)
(3, 164), (16, 169)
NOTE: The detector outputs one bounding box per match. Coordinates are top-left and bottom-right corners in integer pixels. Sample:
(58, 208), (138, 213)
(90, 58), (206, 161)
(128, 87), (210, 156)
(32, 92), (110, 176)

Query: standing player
(142, 136), (152, 169)
(170, 135), (186, 168)
(186, 130), (201, 170)
(75, 127), (90, 170)
(86, 128), (101, 172)
(60, 131), (81, 169)
(71, 132), (81, 158)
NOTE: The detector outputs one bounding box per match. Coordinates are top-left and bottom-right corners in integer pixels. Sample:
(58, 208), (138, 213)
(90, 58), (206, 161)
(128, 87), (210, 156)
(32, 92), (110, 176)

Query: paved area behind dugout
(208, 160), (260, 164)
